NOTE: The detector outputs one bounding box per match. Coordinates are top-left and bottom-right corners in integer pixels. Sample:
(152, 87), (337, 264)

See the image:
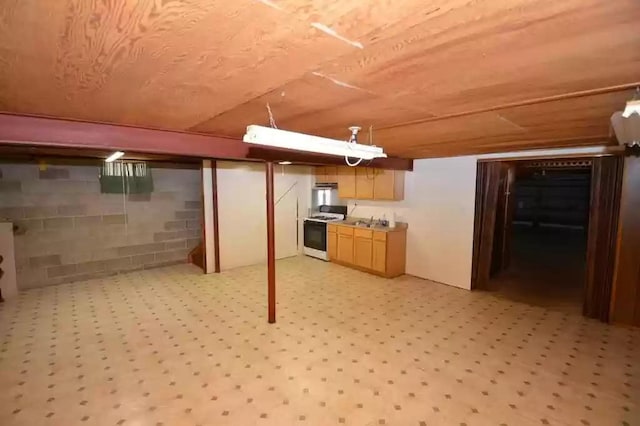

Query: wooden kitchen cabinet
(372, 239), (387, 273)
(373, 168), (405, 200)
(324, 166), (338, 183)
(355, 167), (375, 199)
(327, 225), (337, 260)
(354, 228), (373, 269)
(337, 166), (356, 198)
(315, 166), (327, 184)
(354, 236), (373, 269)
(322, 165), (405, 201)
(330, 224), (406, 277)
(337, 233), (354, 264)
(315, 166), (338, 184)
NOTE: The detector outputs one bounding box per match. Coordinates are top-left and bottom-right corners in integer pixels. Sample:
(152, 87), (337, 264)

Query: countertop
(330, 220), (408, 232)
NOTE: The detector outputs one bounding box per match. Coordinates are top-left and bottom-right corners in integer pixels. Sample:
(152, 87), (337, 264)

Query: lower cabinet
(327, 229), (337, 260)
(372, 239), (387, 273)
(329, 224), (406, 277)
(337, 234), (354, 264)
(354, 237), (372, 269)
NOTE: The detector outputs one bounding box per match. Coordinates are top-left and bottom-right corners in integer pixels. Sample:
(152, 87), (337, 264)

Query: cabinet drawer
(373, 231), (387, 241)
(337, 226), (354, 236)
(328, 224), (338, 233)
(354, 228), (373, 239)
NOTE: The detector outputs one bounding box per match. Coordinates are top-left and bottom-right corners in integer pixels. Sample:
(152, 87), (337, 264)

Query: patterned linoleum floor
(0, 256), (638, 426)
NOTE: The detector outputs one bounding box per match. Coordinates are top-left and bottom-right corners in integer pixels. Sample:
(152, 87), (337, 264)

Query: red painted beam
(265, 162), (276, 324)
(0, 113), (249, 159)
(0, 113), (413, 170)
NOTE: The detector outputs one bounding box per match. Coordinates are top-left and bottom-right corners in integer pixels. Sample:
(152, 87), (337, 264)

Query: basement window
(100, 161), (154, 194)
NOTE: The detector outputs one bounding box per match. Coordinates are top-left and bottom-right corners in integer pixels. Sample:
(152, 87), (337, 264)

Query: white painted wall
(216, 146), (610, 285)
(347, 157), (478, 289)
(345, 145), (616, 290)
(216, 161), (312, 271)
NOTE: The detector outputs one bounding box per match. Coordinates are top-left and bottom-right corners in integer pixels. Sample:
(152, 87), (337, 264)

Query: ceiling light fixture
(243, 125), (387, 163)
(278, 161), (292, 165)
(105, 151), (125, 162)
(611, 91), (640, 148)
(622, 98), (640, 118)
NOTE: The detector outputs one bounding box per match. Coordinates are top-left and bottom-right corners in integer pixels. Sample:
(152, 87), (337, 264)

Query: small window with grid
(99, 161), (153, 194)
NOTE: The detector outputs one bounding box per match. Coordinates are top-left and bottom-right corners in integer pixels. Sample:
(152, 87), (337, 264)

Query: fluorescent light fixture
(105, 151), (125, 162)
(611, 111), (640, 146)
(622, 99), (640, 118)
(243, 125), (387, 160)
(278, 161), (292, 165)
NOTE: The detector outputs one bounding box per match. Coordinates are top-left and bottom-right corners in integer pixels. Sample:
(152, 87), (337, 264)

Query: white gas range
(303, 206), (347, 261)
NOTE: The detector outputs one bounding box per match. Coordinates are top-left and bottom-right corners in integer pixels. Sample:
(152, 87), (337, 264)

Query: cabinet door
(373, 168), (395, 200)
(315, 166), (326, 183)
(355, 167), (375, 199)
(372, 239), (387, 273)
(337, 234), (354, 264)
(354, 237), (373, 269)
(327, 231), (337, 260)
(337, 166), (356, 199)
(324, 166), (338, 183)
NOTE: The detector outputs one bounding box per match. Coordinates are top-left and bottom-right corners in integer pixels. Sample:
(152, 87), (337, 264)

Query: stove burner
(310, 215), (340, 220)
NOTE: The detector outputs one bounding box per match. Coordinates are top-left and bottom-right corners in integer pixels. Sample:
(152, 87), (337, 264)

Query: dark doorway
(488, 162), (591, 314)
(471, 157), (623, 321)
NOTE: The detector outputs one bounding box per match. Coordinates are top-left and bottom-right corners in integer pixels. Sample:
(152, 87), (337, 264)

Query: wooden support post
(266, 161), (276, 323)
(212, 161), (221, 273)
(201, 160), (221, 274)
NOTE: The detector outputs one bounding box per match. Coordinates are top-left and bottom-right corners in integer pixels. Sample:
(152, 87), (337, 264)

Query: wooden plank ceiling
(0, 0), (638, 158)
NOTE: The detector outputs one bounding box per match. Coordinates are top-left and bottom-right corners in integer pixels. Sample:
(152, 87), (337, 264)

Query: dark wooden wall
(610, 157), (640, 326)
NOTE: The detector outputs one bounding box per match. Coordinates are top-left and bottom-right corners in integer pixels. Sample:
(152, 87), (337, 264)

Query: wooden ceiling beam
(378, 82), (640, 130)
(0, 114), (413, 170)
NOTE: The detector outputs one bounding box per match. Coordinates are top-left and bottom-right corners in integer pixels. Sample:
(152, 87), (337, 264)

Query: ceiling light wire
(360, 125), (376, 171)
(345, 126), (364, 167)
(266, 103), (278, 129)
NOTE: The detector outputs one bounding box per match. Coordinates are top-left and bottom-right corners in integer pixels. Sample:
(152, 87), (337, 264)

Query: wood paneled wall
(584, 157), (623, 322)
(610, 157), (640, 326)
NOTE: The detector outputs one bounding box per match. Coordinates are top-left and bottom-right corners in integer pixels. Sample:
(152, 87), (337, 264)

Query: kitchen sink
(353, 221), (371, 228)
(343, 220), (388, 229)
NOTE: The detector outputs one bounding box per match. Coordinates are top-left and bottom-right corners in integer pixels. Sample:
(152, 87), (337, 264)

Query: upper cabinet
(319, 165), (404, 201)
(355, 167), (375, 199)
(337, 166), (356, 198)
(373, 168), (405, 200)
(315, 166), (338, 184)
(325, 166), (337, 184)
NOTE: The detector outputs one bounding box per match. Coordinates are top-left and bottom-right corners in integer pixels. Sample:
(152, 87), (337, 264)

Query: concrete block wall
(0, 161), (202, 289)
